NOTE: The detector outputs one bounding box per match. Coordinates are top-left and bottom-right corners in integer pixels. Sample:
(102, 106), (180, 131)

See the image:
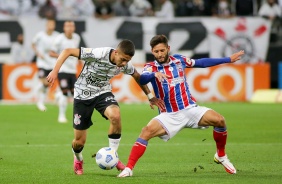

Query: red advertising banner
(1, 63), (270, 102)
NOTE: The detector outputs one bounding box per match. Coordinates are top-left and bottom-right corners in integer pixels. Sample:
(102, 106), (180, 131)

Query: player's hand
(230, 50), (245, 63)
(149, 97), (165, 110)
(154, 72), (169, 82)
(46, 70), (58, 87)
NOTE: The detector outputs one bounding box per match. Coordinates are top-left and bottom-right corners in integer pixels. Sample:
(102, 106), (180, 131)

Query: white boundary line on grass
(1, 143), (282, 148)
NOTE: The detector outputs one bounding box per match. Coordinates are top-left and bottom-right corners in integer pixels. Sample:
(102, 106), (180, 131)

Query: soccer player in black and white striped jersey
(46, 39), (164, 175)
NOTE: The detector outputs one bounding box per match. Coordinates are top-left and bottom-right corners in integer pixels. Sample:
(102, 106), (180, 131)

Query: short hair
(150, 35), (168, 49)
(117, 39), (135, 56)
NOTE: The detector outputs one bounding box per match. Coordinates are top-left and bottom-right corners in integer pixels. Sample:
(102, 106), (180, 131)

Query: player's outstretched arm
(46, 48), (80, 86)
(230, 50), (245, 63)
(193, 50), (245, 68)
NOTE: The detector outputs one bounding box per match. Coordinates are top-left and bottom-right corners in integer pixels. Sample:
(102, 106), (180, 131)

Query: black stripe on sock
(108, 134), (121, 139)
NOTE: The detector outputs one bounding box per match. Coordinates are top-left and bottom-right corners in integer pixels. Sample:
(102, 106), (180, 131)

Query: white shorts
(155, 105), (211, 141)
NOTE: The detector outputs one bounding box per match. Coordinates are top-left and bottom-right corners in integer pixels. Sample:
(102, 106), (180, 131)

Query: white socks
(58, 95), (67, 118)
(109, 138), (121, 151)
(37, 83), (47, 104)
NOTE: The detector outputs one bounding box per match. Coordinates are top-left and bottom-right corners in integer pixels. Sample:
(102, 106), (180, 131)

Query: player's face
(64, 22), (75, 36)
(151, 43), (170, 64)
(46, 20), (55, 31)
(114, 50), (132, 67)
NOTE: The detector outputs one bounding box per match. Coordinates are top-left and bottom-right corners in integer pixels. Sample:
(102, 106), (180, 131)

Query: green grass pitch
(0, 102), (281, 184)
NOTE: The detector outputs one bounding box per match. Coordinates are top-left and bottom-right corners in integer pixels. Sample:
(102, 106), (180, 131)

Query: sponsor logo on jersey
(105, 96), (116, 102)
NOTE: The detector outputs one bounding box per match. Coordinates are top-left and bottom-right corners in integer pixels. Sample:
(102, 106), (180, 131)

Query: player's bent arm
(131, 69), (155, 99)
(140, 72), (155, 85)
(52, 48), (80, 73)
(46, 48), (80, 86)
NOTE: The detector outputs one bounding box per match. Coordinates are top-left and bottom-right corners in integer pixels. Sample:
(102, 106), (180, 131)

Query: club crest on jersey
(74, 114), (81, 125)
(169, 67), (173, 71)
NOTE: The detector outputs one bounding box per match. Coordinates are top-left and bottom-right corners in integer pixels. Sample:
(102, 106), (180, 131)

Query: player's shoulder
(73, 33), (81, 39)
(91, 47), (112, 53)
(145, 61), (155, 66)
(171, 54), (188, 63)
(55, 33), (64, 39)
(171, 54), (185, 59)
(53, 31), (60, 36)
(34, 31), (45, 37)
(143, 61), (155, 72)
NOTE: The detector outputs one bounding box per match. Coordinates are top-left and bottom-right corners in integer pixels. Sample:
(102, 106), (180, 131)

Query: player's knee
(214, 115), (226, 127)
(141, 126), (154, 138)
(73, 139), (85, 149)
(108, 113), (121, 125)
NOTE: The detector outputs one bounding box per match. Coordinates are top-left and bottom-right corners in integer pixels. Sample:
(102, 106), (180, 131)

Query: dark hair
(150, 35), (168, 49)
(117, 39), (135, 56)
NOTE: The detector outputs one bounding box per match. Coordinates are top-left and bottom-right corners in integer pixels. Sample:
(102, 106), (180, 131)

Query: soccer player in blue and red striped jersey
(118, 35), (244, 177)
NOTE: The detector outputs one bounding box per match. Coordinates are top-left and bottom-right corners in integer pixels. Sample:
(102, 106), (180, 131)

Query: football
(95, 147), (119, 170)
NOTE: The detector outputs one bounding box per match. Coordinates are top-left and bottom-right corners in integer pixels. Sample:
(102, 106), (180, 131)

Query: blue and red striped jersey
(142, 54), (197, 113)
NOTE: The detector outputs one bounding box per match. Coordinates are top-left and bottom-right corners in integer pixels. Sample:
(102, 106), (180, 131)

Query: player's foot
(117, 167), (133, 178)
(58, 115), (67, 123)
(74, 157), (83, 175)
(36, 102), (46, 112)
(214, 153), (236, 174)
(116, 160), (126, 171)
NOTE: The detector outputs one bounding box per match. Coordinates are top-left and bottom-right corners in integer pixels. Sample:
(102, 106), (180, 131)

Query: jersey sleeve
(32, 32), (40, 45)
(80, 47), (110, 62)
(173, 54), (195, 68)
(123, 62), (135, 75)
(142, 63), (154, 73)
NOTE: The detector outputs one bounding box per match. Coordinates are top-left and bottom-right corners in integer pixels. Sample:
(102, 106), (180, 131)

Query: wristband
(147, 93), (154, 100)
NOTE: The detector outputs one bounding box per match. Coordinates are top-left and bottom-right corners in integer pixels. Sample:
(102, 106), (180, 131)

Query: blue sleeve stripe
(194, 57), (231, 68)
(140, 72), (155, 85)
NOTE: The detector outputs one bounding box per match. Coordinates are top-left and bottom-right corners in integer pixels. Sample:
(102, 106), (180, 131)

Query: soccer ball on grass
(95, 147), (119, 170)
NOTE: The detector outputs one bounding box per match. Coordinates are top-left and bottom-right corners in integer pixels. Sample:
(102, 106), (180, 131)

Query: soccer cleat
(36, 102), (46, 112)
(74, 157), (83, 175)
(58, 116), (67, 123)
(117, 167), (133, 178)
(116, 160), (126, 171)
(214, 153), (236, 174)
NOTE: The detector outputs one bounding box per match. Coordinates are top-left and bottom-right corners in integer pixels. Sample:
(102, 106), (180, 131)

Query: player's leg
(198, 109), (236, 174)
(104, 104), (125, 170)
(96, 92), (125, 170)
(57, 73), (69, 123)
(72, 98), (94, 175)
(36, 69), (49, 111)
(72, 129), (87, 175)
(118, 119), (166, 177)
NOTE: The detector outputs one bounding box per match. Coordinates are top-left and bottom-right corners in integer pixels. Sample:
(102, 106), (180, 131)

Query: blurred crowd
(3, 0), (282, 64)
(0, 0), (281, 20)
